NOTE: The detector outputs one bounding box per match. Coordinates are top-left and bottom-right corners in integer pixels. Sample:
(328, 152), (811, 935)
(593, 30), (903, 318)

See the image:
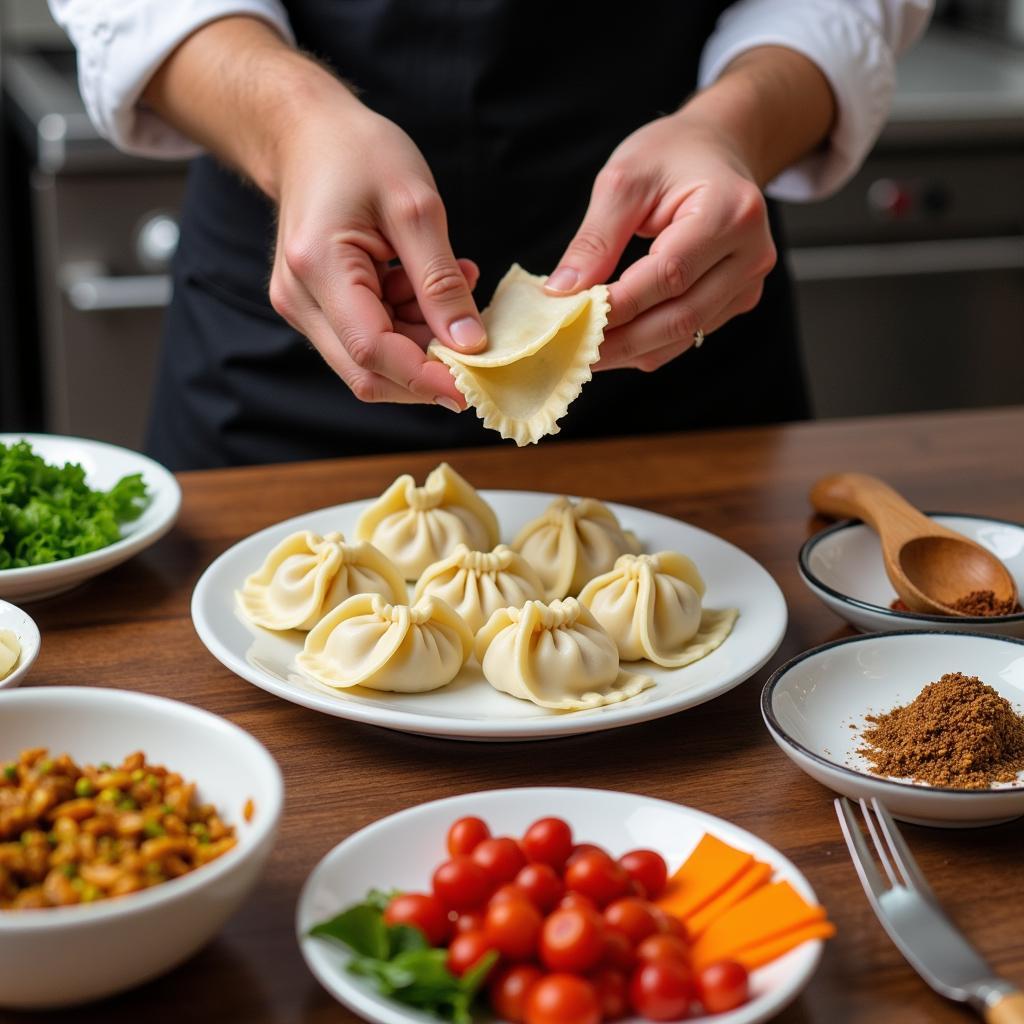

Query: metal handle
(788, 236), (1024, 282)
(60, 261), (171, 311)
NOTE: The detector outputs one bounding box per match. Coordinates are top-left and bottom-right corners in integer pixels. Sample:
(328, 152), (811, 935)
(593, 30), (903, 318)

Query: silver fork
(835, 797), (1024, 1023)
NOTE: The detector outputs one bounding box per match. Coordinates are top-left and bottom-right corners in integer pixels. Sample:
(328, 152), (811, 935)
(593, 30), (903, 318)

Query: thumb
(545, 167), (650, 295)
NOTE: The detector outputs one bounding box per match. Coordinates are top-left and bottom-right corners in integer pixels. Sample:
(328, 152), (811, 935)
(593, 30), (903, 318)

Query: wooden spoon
(810, 472), (1019, 616)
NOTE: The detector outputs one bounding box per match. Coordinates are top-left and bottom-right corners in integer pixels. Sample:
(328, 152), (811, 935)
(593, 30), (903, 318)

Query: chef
(50, 0), (931, 470)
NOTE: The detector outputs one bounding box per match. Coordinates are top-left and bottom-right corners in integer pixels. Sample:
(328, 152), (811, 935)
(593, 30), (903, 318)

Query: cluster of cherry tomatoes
(382, 815), (750, 1023)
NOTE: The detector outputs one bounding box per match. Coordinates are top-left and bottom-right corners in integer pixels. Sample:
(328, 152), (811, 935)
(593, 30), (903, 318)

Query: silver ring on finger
(692, 328), (705, 349)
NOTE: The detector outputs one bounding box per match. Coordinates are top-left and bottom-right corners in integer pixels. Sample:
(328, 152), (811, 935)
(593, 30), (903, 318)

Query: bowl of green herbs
(0, 435), (180, 602)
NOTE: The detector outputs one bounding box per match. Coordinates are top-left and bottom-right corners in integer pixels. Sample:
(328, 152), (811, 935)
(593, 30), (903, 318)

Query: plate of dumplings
(191, 463), (786, 740)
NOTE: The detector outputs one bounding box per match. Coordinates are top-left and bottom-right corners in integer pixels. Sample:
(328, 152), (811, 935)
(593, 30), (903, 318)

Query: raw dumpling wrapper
(413, 543), (545, 633)
(475, 597), (652, 710)
(296, 593), (473, 692)
(579, 551), (737, 667)
(237, 531), (405, 632)
(428, 265), (610, 445)
(0, 629), (20, 680)
(355, 463), (499, 581)
(513, 496), (641, 600)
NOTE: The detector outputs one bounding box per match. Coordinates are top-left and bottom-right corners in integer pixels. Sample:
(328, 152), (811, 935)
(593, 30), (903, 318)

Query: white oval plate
(799, 513), (1024, 637)
(0, 434), (181, 603)
(297, 788), (824, 1024)
(762, 630), (1024, 827)
(191, 491), (787, 741)
(0, 600), (40, 689)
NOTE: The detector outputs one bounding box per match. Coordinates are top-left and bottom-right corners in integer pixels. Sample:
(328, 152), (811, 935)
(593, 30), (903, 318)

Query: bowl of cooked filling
(0, 687), (283, 1008)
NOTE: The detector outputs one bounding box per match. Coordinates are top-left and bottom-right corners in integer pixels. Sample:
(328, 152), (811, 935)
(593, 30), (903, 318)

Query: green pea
(2, 763), (16, 782)
(37, 759), (54, 775)
(60, 862), (77, 879)
(130, 769), (145, 782)
(98, 787), (120, 803)
(74, 777), (95, 798)
(143, 821), (165, 838)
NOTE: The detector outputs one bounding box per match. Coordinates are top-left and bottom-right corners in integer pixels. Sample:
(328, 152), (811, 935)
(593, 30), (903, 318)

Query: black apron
(147, 0), (809, 471)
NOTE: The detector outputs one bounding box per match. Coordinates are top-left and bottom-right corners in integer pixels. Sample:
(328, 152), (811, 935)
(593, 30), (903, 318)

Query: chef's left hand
(545, 111), (776, 372)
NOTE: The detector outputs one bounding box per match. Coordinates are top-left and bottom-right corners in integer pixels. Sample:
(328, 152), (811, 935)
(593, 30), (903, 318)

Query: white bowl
(0, 687), (283, 1008)
(762, 630), (1024, 828)
(297, 787), (824, 1024)
(799, 513), (1024, 637)
(0, 600), (40, 689)
(0, 434), (181, 603)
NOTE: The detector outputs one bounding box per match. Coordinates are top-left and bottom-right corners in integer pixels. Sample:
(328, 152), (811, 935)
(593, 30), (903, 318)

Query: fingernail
(545, 267), (579, 293)
(435, 396), (463, 414)
(449, 316), (486, 350)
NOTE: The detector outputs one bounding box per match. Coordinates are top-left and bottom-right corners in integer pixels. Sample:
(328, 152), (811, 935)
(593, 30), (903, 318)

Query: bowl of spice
(799, 513), (1024, 637)
(762, 630), (1024, 827)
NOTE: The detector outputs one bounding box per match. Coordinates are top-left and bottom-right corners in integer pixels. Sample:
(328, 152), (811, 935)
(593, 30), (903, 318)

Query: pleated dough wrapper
(475, 597), (652, 710)
(513, 496), (642, 600)
(413, 543), (545, 633)
(296, 593), (473, 692)
(0, 629), (20, 680)
(428, 265), (610, 445)
(237, 530), (405, 632)
(355, 463), (500, 581)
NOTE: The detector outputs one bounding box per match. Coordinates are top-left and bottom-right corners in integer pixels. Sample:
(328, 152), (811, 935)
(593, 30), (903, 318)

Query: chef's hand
(546, 46), (835, 373)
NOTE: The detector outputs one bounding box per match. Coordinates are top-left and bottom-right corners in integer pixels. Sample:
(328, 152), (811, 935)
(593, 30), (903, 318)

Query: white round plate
(799, 513), (1024, 637)
(297, 787), (824, 1024)
(191, 491), (787, 741)
(762, 630), (1024, 827)
(0, 600), (40, 689)
(0, 434), (181, 603)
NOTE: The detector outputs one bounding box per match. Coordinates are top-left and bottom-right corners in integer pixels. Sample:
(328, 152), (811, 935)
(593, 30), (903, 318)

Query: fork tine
(860, 798), (903, 890)
(870, 798), (941, 905)
(834, 797), (889, 900)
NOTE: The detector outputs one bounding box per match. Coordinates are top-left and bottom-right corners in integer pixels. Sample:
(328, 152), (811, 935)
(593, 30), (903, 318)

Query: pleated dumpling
(355, 463), (500, 581)
(413, 543), (545, 632)
(237, 531), (405, 632)
(475, 598), (652, 710)
(513, 497), (641, 600)
(296, 594), (473, 692)
(0, 629), (20, 680)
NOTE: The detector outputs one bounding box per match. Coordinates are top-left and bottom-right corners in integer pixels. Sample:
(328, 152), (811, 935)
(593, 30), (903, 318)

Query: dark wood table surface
(11, 406), (1024, 1024)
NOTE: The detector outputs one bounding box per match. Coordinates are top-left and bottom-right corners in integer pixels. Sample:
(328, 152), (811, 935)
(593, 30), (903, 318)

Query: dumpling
(475, 597), (652, 710)
(355, 463), (500, 581)
(513, 496), (641, 600)
(413, 543), (546, 633)
(0, 629), (20, 680)
(579, 551), (736, 667)
(296, 593), (473, 692)
(237, 531), (405, 632)
(427, 265), (610, 445)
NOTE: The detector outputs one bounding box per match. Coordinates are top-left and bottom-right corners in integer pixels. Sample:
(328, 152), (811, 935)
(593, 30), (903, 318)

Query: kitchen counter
(9, 405), (1024, 1024)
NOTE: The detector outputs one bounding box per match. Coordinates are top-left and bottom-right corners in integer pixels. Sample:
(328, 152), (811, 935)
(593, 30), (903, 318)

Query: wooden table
(12, 406), (1024, 1024)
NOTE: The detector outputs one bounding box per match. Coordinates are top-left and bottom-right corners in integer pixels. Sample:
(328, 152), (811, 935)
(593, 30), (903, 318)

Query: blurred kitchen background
(0, 0), (1022, 449)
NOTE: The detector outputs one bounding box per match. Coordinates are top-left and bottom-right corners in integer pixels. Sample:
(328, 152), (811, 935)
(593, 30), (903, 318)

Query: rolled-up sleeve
(47, 0), (295, 159)
(699, 0), (933, 201)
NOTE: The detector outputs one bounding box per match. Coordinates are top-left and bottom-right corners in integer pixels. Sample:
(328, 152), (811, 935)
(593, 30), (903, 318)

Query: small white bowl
(762, 630), (1024, 828)
(0, 434), (181, 603)
(0, 600), (40, 689)
(799, 513), (1024, 637)
(0, 687), (283, 1008)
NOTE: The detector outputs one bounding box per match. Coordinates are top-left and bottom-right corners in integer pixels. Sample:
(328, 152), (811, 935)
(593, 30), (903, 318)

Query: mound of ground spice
(859, 672), (1024, 789)
(889, 591), (1021, 616)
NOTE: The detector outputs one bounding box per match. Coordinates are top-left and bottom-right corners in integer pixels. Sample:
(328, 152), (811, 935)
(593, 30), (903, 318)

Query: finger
(384, 189), (487, 353)
(393, 258), (481, 327)
(383, 258), (479, 309)
(545, 164), (653, 295)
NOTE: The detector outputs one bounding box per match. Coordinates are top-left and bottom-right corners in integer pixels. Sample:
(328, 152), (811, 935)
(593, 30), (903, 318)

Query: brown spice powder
(859, 672), (1024, 789)
(889, 592), (1021, 616)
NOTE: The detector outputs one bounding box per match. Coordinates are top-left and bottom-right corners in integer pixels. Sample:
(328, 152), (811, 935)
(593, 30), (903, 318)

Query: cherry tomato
(525, 974), (601, 1024)
(630, 960), (694, 1021)
(515, 862), (565, 912)
(590, 968), (629, 1021)
(384, 893), (450, 946)
(565, 842), (606, 868)
(432, 856), (493, 913)
(485, 898), (543, 961)
(636, 933), (691, 966)
(489, 963), (544, 1023)
(473, 837), (527, 885)
(490, 883), (530, 907)
(649, 906), (688, 938)
(603, 897), (661, 945)
(446, 929), (496, 978)
(540, 907), (606, 974)
(559, 892), (598, 914)
(564, 849), (630, 908)
(695, 960), (750, 1014)
(522, 817), (574, 870)
(618, 849), (669, 900)
(601, 928), (636, 971)
(448, 816), (490, 857)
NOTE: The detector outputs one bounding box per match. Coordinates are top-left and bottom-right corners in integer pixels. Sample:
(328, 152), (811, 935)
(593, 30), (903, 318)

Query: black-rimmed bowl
(799, 513), (1024, 637)
(762, 630), (1024, 827)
